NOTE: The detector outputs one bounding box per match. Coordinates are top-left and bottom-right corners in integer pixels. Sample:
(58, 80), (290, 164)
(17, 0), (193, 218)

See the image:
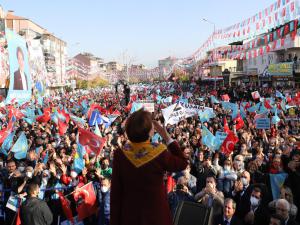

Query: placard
(136, 100), (155, 112)
(255, 118), (271, 129)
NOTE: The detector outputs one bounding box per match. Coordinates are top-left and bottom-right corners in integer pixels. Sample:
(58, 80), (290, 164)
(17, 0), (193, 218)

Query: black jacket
(213, 215), (243, 225)
(20, 197), (53, 225)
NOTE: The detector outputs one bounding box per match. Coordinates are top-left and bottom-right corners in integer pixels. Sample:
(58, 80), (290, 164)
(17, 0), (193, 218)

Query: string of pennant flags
(182, 0), (300, 63)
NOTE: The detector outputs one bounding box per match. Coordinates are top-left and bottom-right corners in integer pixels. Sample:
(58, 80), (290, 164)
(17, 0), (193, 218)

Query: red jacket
(110, 141), (187, 225)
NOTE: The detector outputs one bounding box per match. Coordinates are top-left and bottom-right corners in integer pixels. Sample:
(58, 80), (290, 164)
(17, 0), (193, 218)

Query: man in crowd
(213, 198), (243, 225)
(20, 183), (53, 225)
(276, 199), (300, 225)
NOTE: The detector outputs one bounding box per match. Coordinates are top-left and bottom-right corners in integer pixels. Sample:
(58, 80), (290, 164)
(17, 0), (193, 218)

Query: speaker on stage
(173, 201), (213, 225)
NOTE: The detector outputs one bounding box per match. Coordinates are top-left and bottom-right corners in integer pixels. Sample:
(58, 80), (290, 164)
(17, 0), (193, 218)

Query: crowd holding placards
(0, 81), (300, 225)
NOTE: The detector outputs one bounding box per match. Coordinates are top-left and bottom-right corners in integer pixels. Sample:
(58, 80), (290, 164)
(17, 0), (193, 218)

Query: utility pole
(203, 18), (217, 90)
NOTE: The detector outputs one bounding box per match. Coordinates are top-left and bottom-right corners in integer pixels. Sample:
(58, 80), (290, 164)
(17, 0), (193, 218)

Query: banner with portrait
(5, 29), (32, 104)
(27, 39), (47, 94)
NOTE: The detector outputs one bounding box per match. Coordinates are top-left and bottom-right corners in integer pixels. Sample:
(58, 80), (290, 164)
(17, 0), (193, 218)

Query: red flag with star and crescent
(221, 132), (239, 155)
(36, 107), (51, 123)
(73, 182), (98, 221)
(78, 127), (106, 156)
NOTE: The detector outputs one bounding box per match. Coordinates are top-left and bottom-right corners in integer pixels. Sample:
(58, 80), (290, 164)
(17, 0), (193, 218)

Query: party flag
(11, 132), (28, 160)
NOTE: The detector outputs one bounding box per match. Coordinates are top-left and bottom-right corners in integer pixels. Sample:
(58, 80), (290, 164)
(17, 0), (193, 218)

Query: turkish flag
(8, 106), (24, 120)
(234, 115), (244, 130)
(58, 192), (74, 224)
(223, 117), (230, 134)
(124, 102), (132, 113)
(61, 109), (70, 123)
(0, 118), (14, 144)
(36, 108), (51, 123)
(58, 119), (68, 136)
(73, 182), (98, 221)
(78, 127), (106, 156)
(87, 104), (107, 119)
(131, 95), (137, 102)
(221, 132), (239, 155)
(112, 110), (121, 116)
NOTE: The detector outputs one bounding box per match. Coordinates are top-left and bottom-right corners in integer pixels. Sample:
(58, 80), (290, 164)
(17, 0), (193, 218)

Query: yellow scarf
(122, 141), (166, 168)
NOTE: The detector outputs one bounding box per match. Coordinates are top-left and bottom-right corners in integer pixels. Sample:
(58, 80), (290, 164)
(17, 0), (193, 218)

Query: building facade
(4, 10), (68, 86)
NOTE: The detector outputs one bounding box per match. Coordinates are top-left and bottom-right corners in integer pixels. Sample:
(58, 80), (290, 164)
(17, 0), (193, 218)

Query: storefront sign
(268, 62), (293, 76)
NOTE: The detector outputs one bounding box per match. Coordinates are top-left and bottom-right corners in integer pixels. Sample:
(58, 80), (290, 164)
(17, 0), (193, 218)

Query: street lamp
(202, 18), (217, 90)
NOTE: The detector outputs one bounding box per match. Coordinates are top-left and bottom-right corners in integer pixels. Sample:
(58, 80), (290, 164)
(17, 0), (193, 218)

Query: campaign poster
(27, 39), (47, 94)
(5, 29), (32, 103)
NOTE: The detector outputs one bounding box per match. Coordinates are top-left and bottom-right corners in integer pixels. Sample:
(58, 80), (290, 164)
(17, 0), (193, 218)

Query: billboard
(5, 29), (32, 103)
(268, 62), (293, 76)
(27, 39), (47, 87)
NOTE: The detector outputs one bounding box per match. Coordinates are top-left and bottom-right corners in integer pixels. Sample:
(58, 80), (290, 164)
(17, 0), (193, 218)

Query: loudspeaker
(173, 201), (212, 225)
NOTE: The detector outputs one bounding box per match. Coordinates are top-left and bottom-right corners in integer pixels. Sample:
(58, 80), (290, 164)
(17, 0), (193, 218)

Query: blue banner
(255, 118), (271, 129)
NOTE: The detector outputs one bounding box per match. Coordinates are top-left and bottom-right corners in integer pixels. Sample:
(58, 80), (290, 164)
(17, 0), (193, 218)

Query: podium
(173, 201), (213, 225)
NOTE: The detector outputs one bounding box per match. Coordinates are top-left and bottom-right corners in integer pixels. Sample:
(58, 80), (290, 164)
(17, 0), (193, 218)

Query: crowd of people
(0, 80), (299, 225)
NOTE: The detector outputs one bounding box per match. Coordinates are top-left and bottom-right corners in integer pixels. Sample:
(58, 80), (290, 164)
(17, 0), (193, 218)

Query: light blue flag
(215, 131), (227, 150)
(0, 131), (15, 156)
(38, 95), (43, 106)
(276, 90), (284, 99)
(94, 122), (101, 137)
(152, 133), (162, 143)
(270, 173), (288, 200)
(221, 101), (232, 110)
(211, 96), (220, 104)
(230, 104), (239, 119)
(281, 99), (287, 112)
(22, 108), (35, 119)
(23, 117), (35, 125)
(247, 103), (261, 113)
(240, 105), (247, 119)
(272, 108), (281, 125)
(179, 98), (189, 104)
(51, 112), (59, 125)
(104, 115), (118, 128)
(73, 142), (85, 174)
(81, 100), (88, 110)
(163, 96), (173, 103)
(266, 97), (275, 105)
(130, 102), (144, 114)
(258, 104), (269, 115)
(156, 95), (162, 103)
(11, 132), (28, 160)
(70, 115), (86, 126)
(37, 108), (43, 116)
(202, 126), (218, 151)
(199, 108), (216, 123)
